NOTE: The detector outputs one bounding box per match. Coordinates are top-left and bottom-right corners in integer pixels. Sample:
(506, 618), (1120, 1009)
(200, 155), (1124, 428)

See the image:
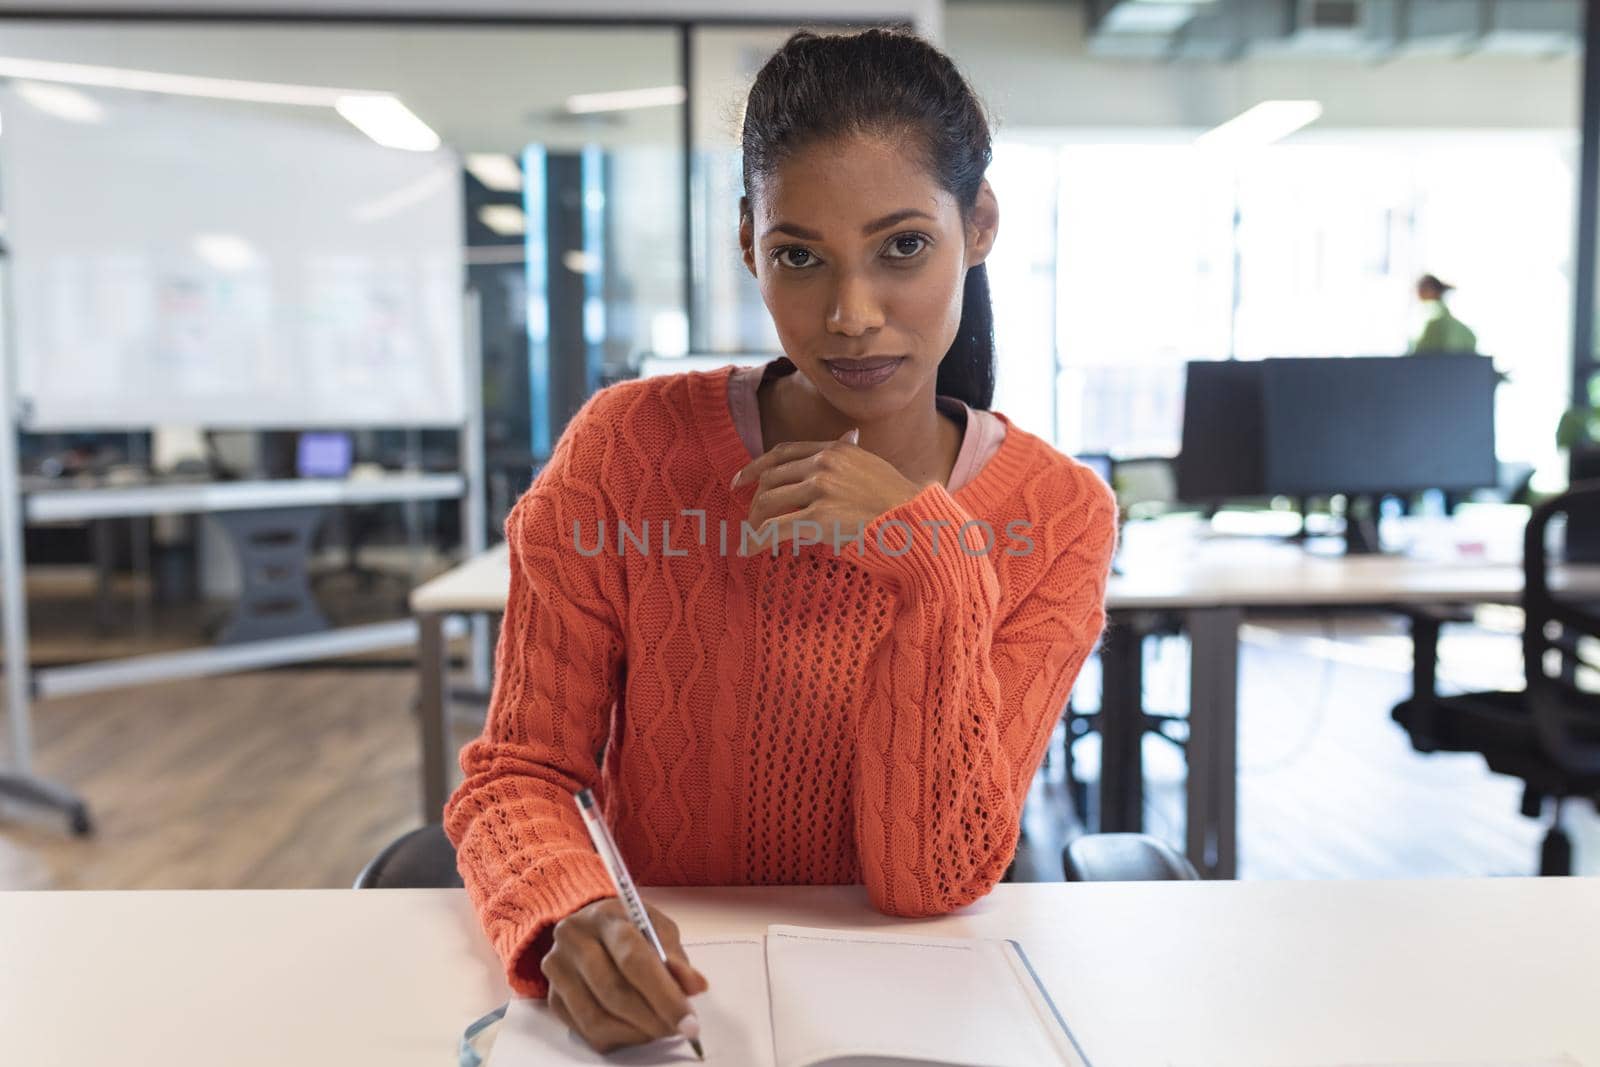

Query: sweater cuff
(853, 482), (1000, 601)
(491, 851), (616, 998)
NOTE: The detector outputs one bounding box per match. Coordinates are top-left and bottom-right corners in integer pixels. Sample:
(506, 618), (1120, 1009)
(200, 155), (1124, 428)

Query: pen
(573, 788), (706, 1061)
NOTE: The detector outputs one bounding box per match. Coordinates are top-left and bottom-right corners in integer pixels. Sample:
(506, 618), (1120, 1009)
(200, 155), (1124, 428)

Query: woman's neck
(758, 364), (963, 488)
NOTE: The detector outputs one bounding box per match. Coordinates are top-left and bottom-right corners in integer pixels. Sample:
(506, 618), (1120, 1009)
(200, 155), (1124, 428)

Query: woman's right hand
(541, 897), (711, 1054)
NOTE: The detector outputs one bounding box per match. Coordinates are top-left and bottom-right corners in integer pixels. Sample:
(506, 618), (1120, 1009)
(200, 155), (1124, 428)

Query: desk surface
(0, 880), (1593, 1066)
(411, 540), (510, 614)
(409, 514), (1578, 616)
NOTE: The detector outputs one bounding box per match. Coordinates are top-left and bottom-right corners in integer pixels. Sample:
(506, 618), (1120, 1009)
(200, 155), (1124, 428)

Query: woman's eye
(885, 234), (929, 260)
(774, 247), (817, 269)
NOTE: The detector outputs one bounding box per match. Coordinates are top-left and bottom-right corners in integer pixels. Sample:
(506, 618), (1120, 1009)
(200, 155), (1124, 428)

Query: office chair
(1063, 833), (1199, 882)
(354, 827), (1199, 889)
(1392, 482), (1600, 876)
(1056, 455), (1189, 823)
(353, 824), (463, 889)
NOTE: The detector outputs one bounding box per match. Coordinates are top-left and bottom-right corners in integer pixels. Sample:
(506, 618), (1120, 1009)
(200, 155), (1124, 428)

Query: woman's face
(739, 133), (998, 422)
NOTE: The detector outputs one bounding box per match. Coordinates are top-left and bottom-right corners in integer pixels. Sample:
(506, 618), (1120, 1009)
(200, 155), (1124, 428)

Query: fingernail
(730, 471), (742, 488)
(677, 1012), (701, 1040)
(843, 428), (859, 444)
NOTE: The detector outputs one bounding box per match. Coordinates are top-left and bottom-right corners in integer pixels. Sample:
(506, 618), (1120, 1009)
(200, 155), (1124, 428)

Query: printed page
(763, 925), (1072, 1067)
(486, 937), (776, 1067)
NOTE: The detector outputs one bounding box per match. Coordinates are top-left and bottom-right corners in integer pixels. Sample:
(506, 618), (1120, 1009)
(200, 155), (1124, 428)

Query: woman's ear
(964, 179), (999, 269)
(739, 195), (758, 278)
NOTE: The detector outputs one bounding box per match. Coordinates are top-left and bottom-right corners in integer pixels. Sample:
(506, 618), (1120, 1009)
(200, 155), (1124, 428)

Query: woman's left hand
(732, 430), (924, 555)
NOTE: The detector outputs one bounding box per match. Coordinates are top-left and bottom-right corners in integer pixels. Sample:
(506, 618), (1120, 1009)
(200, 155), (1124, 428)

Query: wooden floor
(0, 668), (481, 890)
(3, 616), (1597, 890)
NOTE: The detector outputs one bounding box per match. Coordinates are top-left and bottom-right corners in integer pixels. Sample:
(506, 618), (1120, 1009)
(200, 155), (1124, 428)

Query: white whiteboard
(1, 89), (465, 430)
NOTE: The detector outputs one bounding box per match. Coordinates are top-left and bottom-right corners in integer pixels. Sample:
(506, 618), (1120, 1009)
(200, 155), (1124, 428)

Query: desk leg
(418, 611), (449, 824)
(1410, 612), (1440, 699)
(1097, 617), (1144, 833)
(1186, 607), (1241, 880)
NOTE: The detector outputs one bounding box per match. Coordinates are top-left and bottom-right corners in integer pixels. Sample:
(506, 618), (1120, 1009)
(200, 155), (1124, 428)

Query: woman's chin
(806, 369), (926, 422)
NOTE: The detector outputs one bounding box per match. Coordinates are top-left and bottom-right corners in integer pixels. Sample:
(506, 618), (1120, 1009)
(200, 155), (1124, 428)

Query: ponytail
(936, 264), (995, 410)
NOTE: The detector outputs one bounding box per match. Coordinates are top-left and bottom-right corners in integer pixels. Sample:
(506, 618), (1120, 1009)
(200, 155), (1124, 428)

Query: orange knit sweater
(442, 365), (1118, 998)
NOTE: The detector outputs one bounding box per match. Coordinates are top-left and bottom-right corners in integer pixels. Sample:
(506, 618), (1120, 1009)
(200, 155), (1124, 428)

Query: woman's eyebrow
(762, 208), (936, 242)
(861, 208), (935, 235)
(764, 221), (824, 241)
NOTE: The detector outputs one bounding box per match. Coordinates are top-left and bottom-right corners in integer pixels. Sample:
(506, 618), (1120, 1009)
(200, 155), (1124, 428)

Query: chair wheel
(1539, 828), (1572, 876)
(69, 806), (93, 838)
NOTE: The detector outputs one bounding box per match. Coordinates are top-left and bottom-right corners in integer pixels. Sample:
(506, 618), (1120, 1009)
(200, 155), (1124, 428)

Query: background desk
(1102, 518), (1540, 880)
(410, 543), (510, 821)
(1, 880), (1594, 1066)
(408, 519), (1591, 879)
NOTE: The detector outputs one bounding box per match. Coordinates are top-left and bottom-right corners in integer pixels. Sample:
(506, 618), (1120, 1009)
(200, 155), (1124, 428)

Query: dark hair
(1419, 273), (1454, 297)
(740, 28), (996, 410)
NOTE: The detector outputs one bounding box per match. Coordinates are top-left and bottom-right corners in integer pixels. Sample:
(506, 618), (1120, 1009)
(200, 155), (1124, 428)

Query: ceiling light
(1195, 100), (1324, 152)
(478, 205), (526, 236)
(14, 80), (106, 123)
(465, 153), (523, 193)
(562, 250), (600, 275)
(0, 56), (350, 106)
(334, 94), (441, 152)
(565, 86), (686, 115)
(1103, 2), (1206, 33)
(0, 56), (445, 154)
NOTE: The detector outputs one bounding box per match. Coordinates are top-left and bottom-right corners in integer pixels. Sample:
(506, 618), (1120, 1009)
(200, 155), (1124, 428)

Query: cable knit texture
(442, 364), (1118, 998)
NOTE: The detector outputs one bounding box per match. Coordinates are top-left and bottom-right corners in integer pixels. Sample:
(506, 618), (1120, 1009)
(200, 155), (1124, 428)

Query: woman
(443, 27), (1117, 1054)
(1411, 273), (1478, 354)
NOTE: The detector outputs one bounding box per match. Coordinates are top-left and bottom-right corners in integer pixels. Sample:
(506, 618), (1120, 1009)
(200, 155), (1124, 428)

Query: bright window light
(193, 233), (260, 272)
(14, 80), (106, 123)
(565, 86), (686, 114)
(478, 205), (526, 236)
(1195, 101), (1324, 153)
(465, 153), (523, 193)
(334, 94), (441, 152)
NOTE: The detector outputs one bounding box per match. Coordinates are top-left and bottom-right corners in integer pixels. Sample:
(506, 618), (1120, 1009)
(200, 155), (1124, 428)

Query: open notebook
(486, 925), (1091, 1067)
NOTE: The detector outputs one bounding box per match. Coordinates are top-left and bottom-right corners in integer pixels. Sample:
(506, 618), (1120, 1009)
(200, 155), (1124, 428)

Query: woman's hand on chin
(733, 429), (924, 556)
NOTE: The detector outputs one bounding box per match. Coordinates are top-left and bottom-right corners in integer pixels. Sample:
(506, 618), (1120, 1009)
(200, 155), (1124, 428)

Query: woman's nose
(825, 273), (885, 337)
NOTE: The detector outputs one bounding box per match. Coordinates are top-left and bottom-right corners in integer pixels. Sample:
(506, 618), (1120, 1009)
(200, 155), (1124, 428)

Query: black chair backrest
(354, 824), (463, 889)
(1522, 482), (1600, 776)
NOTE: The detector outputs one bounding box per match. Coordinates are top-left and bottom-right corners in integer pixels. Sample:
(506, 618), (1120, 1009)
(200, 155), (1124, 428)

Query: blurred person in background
(1410, 273), (1478, 354)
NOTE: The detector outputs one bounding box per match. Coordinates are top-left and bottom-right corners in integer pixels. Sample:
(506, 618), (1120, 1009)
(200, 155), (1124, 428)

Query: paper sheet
(485, 938), (775, 1067)
(764, 925), (1075, 1067)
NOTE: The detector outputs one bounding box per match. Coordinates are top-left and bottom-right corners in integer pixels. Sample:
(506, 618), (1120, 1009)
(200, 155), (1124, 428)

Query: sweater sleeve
(442, 396), (628, 998)
(847, 470), (1117, 916)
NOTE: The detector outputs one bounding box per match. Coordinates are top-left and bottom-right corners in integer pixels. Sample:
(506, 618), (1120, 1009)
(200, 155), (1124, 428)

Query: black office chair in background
(1392, 482), (1600, 876)
(1063, 833), (1199, 881)
(1055, 455), (1191, 822)
(353, 824), (463, 889)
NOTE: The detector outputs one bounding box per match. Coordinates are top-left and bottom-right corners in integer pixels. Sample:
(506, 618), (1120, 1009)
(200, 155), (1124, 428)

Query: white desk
(410, 543), (511, 820)
(1, 880), (1594, 1066)
(407, 517), (1593, 878)
(23, 472), (466, 522)
(1101, 517), (1538, 880)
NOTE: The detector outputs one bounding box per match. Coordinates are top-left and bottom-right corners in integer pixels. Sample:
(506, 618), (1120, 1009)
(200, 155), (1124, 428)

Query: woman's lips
(826, 356), (905, 390)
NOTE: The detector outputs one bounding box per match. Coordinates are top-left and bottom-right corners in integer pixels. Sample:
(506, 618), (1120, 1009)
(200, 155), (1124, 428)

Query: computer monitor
(1176, 360), (1265, 504)
(1075, 452), (1113, 487)
(296, 432), (354, 479)
(1259, 355), (1497, 498)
